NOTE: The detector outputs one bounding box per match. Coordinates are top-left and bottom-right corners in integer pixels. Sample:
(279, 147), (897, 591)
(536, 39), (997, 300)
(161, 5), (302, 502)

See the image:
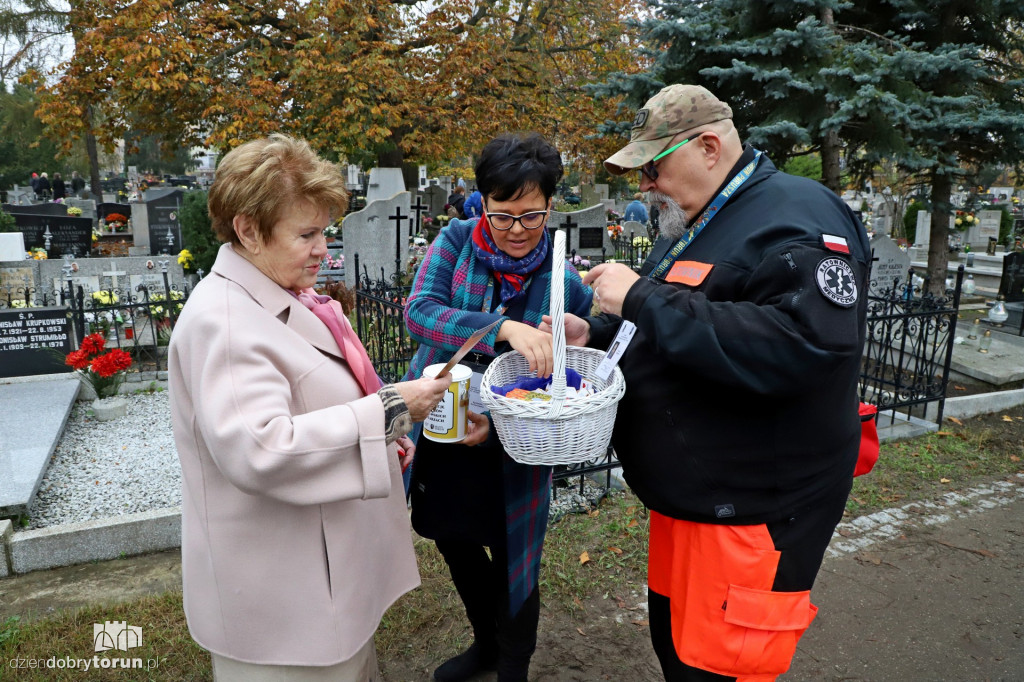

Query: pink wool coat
(168, 243), (419, 666)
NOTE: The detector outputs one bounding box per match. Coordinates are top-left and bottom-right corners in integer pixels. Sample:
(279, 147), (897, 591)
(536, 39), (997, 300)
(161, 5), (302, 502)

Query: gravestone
(64, 198), (97, 222)
(549, 204), (610, 259)
(365, 168), (405, 204)
(97, 202), (132, 223)
(972, 210), (1001, 247)
(914, 212), (930, 246)
(133, 188), (183, 256)
(0, 264), (35, 302)
(0, 307), (73, 378)
(423, 185), (448, 221)
(998, 251), (1024, 302)
(6, 186), (34, 205)
(869, 235), (911, 297)
(44, 256), (184, 298)
(341, 192), (410, 288)
(3, 203), (67, 217)
(10, 213), (92, 258)
(580, 185), (600, 209)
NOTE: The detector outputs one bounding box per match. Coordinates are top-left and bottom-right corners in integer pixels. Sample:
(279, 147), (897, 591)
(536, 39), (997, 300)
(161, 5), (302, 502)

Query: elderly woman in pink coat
(168, 134), (451, 681)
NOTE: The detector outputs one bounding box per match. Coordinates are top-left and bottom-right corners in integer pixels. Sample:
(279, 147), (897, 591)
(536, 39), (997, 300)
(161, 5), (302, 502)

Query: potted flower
(28, 246), (48, 260)
(67, 206), (83, 217)
(65, 333), (133, 420)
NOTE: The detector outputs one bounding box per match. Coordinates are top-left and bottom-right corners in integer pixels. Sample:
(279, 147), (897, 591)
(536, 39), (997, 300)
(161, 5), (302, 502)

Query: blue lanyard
(650, 150), (763, 279)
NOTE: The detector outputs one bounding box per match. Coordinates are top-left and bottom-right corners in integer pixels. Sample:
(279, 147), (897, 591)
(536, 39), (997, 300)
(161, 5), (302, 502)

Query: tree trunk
(84, 105), (102, 198)
(820, 128), (842, 195)
(926, 173), (952, 296)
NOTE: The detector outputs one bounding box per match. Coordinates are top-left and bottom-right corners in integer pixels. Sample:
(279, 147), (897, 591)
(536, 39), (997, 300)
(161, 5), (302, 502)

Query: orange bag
(855, 403), (879, 477)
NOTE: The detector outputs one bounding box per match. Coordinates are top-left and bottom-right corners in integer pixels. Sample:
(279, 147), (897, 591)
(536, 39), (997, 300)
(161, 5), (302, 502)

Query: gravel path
(23, 390), (610, 531)
(23, 391), (180, 531)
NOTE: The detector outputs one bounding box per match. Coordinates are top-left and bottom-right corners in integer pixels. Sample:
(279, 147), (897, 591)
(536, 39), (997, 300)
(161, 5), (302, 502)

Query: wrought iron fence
(860, 265), (964, 426)
(61, 265), (192, 372)
(352, 255), (416, 384)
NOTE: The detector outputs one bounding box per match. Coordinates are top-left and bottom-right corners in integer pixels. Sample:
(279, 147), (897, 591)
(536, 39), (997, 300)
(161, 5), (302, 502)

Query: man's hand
(540, 313), (590, 347)
(583, 263), (640, 316)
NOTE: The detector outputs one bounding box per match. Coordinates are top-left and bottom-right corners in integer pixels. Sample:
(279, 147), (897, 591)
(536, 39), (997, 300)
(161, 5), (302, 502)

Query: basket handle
(548, 230), (567, 418)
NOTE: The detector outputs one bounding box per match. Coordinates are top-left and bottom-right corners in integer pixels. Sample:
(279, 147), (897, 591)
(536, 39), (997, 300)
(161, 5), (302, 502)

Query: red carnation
(65, 349), (90, 370)
(81, 333), (106, 355)
(108, 349), (133, 372)
(90, 353), (118, 378)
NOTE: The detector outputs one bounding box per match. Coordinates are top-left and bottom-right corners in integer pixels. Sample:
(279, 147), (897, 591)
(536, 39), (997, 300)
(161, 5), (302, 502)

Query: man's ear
(233, 215), (261, 254)
(698, 132), (723, 169)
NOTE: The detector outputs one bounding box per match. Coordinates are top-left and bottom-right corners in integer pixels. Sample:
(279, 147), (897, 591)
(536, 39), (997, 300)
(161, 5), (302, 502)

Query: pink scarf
(294, 288), (380, 396)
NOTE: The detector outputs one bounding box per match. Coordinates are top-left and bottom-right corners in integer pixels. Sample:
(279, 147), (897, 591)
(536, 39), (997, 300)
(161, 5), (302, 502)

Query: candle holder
(967, 318), (981, 340)
(978, 330), (993, 353)
(988, 295), (1009, 326)
(962, 275), (976, 295)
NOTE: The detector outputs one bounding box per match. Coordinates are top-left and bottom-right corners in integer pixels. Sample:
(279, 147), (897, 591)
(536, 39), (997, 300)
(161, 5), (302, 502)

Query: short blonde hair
(208, 134), (349, 245)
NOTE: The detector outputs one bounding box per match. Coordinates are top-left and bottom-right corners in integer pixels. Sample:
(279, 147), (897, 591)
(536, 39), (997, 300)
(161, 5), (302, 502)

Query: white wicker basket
(480, 230), (625, 465)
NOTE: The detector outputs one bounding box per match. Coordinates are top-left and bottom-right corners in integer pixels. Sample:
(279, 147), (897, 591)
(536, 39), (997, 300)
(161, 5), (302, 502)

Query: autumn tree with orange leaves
(33, 0), (644, 176)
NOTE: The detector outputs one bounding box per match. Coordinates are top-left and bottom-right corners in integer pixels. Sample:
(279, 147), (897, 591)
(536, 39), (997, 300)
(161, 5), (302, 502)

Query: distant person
(30, 172), (40, 197)
(70, 171), (86, 197)
(624, 192), (649, 223)
(552, 83), (870, 681)
(463, 190), (483, 219)
(36, 172), (51, 201)
(447, 185), (467, 219)
(168, 133), (451, 681)
(51, 173), (67, 201)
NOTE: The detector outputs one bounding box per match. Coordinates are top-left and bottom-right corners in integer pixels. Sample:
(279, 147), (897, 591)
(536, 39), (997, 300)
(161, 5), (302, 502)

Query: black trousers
(649, 480), (851, 682)
(434, 538), (540, 678)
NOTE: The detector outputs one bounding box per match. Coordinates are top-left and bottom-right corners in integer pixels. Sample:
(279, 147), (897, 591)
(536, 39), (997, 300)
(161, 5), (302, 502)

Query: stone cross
(102, 259), (127, 291)
(410, 196), (430, 235)
(389, 205), (408, 274)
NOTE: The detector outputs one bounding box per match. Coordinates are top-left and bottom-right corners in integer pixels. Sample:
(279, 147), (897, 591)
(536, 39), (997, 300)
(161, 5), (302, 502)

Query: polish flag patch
(822, 234), (850, 254)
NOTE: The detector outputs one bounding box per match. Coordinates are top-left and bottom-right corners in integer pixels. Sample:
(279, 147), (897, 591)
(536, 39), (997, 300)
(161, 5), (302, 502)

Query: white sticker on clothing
(469, 371), (487, 415)
(594, 320), (637, 381)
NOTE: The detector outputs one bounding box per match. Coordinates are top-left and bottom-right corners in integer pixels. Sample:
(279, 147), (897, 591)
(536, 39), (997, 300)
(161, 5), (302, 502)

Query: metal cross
(389, 205), (408, 274)
(410, 196), (430, 236)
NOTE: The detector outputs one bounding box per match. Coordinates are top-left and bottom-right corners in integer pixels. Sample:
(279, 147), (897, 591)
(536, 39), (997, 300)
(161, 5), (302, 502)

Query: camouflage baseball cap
(604, 84), (733, 175)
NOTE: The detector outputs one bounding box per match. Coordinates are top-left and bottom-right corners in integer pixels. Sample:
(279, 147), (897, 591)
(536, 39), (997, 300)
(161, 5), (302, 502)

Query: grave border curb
(4, 507), (180, 575)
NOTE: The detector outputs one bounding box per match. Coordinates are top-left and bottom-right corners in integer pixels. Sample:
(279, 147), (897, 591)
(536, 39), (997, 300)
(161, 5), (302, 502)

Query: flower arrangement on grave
(105, 213), (129, 232)
(436, 213), (450, 226)
(92, 290), (119, 305)
(92, 229), (101, 245)
(27, 247), (48, 260)
(149, 290), (185, 321)
(177, 248), (195, 273)
(954, 211), (977, 230)
(66, 206), (83, 217)
(632, 235), (652, 249)
(324, 222), (341, 239)
(85, 310), (114, 336)
(65, 333), (133, 400)
(321, 253), (344, 270)
(607, 223), (623, 239)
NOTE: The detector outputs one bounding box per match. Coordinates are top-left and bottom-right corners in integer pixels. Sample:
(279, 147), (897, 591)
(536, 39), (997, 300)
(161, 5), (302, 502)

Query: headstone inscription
(0, 307), (73, 378)
(868, 235), (912, 297)
(0, 266), (35, 301)
(998, 251), (1024, 303)
(145, 189), (184, 255)
(975, 210), (1001, 245)
(10, 213), (93, 258)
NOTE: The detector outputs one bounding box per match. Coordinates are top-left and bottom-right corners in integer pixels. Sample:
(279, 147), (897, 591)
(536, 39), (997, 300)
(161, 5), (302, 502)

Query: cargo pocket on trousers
(715, 584), (818, 676)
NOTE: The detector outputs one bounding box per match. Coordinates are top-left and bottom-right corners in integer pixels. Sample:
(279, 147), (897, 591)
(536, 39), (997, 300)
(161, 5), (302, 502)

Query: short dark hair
(475, 133), (563, 203)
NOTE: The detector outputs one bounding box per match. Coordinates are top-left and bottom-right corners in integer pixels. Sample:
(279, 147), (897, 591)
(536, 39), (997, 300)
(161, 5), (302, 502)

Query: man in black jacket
(555, 84), (870, 681)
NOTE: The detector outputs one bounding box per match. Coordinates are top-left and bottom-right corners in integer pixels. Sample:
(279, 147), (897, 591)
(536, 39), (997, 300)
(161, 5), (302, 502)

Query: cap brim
(603, 136), (675, 176)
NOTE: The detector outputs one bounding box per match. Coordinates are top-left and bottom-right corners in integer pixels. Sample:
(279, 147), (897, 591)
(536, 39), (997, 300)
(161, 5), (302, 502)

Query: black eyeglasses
(640, 134), (700, 181)
(484, 209), (549, 231)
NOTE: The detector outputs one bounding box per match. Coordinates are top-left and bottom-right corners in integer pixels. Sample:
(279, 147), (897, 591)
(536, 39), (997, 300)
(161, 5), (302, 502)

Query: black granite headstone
(998, 251), (1024, 302)
(579, 227), (603, 250)
(10, 213), (93, 258)
(97, 202), (132, 222)
(2, 203), (68, 217)
(145, 190), (183, 255)
(0, 307), (73, 378)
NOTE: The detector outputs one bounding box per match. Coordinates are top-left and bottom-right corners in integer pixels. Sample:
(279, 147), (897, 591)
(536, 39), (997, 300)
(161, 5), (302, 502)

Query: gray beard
(650, 191), (690, 240)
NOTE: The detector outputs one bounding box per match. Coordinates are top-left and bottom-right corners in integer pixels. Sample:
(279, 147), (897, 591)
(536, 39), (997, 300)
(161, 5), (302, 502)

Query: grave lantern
(968, 318), (981, 340)
(978, 330), (993, 353)
(987, 295), (1009, 326)
(963, 274), (976, 295)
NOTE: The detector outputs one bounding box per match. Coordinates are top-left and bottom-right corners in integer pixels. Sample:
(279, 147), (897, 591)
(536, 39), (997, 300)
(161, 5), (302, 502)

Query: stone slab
(923, 388), (1024, 422)
(0, 378), (80, 517)
(8, 507), (181, 574)
(950, 330), (1024, 386)
(0, 518), (11, 577)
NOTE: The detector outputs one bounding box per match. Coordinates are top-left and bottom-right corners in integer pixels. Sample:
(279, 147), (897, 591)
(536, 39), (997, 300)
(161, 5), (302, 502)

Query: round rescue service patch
(815, 257), (858, 307)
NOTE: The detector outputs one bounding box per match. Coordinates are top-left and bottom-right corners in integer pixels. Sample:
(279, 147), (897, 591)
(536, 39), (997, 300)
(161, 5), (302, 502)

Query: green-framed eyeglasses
(641, 135), (700, 181)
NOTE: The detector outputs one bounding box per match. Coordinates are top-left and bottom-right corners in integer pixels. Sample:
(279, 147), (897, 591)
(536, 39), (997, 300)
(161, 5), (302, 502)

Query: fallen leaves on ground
(579, 551), (590, 565)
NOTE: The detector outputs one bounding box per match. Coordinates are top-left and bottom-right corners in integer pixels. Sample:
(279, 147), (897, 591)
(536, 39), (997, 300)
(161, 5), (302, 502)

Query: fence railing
(860, 265), (963, 426)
